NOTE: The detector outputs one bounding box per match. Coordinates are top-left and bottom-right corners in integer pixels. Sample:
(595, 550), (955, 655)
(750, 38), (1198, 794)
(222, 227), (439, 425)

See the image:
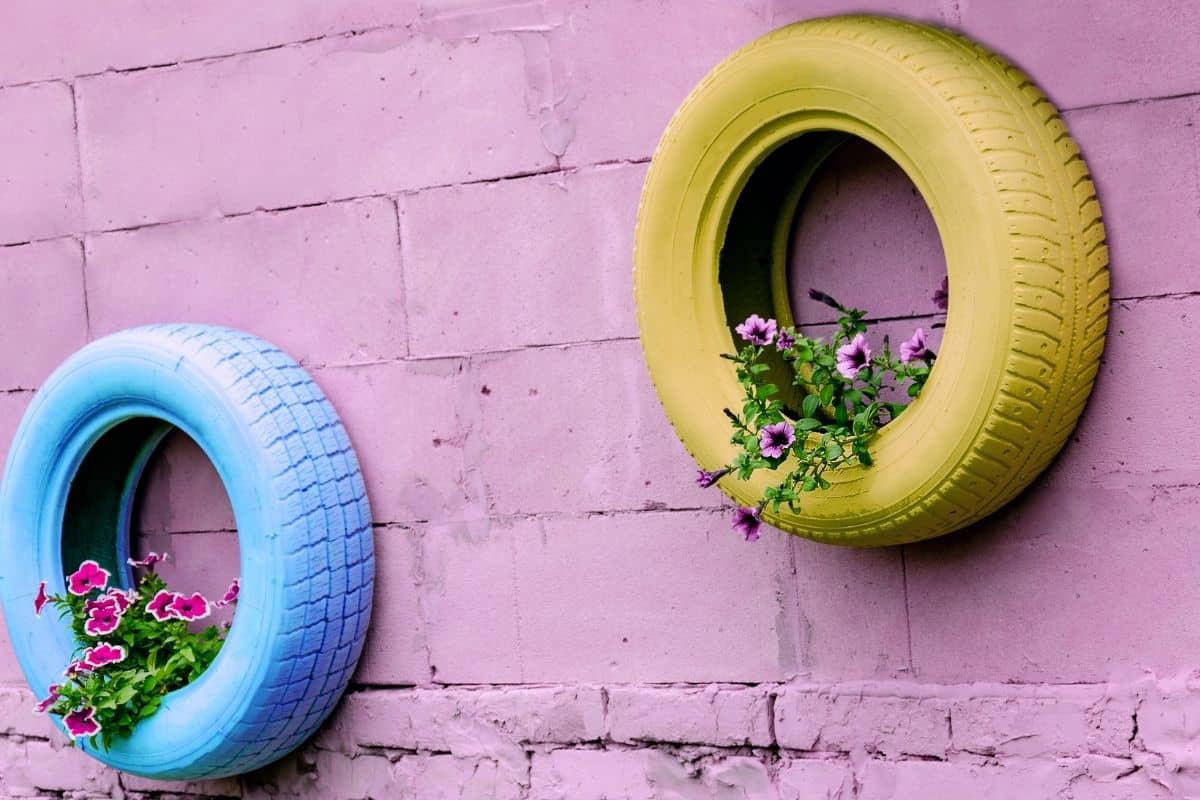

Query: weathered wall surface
(0, 0), (1197, 797)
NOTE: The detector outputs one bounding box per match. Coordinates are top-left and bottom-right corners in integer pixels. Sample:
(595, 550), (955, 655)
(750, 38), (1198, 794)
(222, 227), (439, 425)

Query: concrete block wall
(0, 1), (1196, 797)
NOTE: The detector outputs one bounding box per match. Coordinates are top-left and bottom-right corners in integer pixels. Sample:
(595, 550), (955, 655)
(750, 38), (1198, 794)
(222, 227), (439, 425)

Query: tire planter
(634, 15), (1109, 546)
(0, 324), (373, 779)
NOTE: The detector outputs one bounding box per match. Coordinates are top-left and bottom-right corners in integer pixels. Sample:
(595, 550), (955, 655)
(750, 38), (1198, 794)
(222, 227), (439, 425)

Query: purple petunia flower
(932, 276), (949, 311)
(67, 560), (110, 597)
(836, 334), (872, 379)
(775, 329), (797, 351)
(33, 581), (47, 617)
(84, 604), (121, 637)
(127, 552), (168, 569)
(84, 642), (127, 668)
(64, 659), (94, 679)
(731, 506), (763, 542)
(215, 578), (240, 608)
(758, 421), (796, 459)
(63, 707), (101, 740)
(900, 328), (929, 364)
(84, 596), (118, 616)
(735, 314), (777, 346)
(695, 468), (730, 489)
(168, 592), (211, 622)
(104, 588), (134, 615)
(146, 590), (178, 622)
(33, 684), (60, 714)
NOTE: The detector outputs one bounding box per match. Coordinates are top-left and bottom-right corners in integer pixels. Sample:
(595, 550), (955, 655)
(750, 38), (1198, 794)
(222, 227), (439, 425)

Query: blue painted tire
(0, 324), (374, 779)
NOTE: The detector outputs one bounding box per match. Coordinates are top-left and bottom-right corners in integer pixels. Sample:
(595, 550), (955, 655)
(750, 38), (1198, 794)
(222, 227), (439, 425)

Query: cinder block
(471, 340), (718, 516)
(401, 164), (644, 356)
(0, 688), (56, 737)
(774, 689), (949, 758)
(957, 0), (1200, 109)
(856, 759), (1069, 800)
(791, 539), (911, 680)
(0, 240), (87, 389)
(85, 198), (406, 366)
(949, 686), (1134, 758)
(607, 685), (774, 746)
(1064, 97), (1200, 301)
(395, 753), (525, 800)
(775, 759), (853, 800)
(314, 358), (477, 526)
(321, 686), (603, 756)
(77, 31), (554, 229)
(530, 749), (772, 800)
(351, 526), (429, 685)
(509, 510), (799, 683)
(244, 745), (394, 800)
(556, 1), (773, 165)
(121, 770), (242, 798)
(1134, 674), (1200, 772)
(0, 83), (81, 245)
(0, 1), (420, 84)
(0, 391), (33, 483)
(1045, 296), (1200, 486)
(418, 518), (523, 684)
(785, 139), (947, 325)
(905, 481), (1200, 683)
(13, 738), (121, 795)
(134, 428), (236, 536)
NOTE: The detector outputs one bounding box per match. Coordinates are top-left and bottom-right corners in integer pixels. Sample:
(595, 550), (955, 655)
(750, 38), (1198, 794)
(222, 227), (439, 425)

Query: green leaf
(796, 418), (822, 431)
(825, 442), (842, 461)
(801, 394), (820, 418)
(819, 384), (835, 406)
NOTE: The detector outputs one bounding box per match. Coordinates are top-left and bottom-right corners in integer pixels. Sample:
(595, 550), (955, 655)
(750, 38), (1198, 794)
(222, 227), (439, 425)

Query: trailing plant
(32, 554), (240, 748)
(698, 278), (947, 540)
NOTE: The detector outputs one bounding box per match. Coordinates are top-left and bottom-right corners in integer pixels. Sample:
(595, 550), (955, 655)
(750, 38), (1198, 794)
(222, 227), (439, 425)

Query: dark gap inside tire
(719, 130), (848, 414)
(61, 418), (173, 588)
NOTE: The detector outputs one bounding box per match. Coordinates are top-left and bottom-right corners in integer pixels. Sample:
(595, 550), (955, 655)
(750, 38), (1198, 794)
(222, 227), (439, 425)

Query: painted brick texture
(0, 0), (1197, 797)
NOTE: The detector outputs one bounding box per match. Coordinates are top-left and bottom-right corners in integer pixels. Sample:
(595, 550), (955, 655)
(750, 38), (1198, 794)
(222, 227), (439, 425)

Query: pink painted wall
(0, 1), (1196, 797)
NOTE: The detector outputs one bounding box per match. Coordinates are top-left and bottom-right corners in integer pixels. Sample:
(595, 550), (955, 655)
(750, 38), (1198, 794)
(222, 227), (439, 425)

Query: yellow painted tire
(634, 15), (1109, 546)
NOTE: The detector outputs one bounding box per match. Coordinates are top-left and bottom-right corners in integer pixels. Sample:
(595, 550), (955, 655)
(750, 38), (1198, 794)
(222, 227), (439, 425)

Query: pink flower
(835, 334), (872, 379)
(84, 596), (118, 617)
(215, 578), (240, 608)
(731, 506), (763, 542)
(84, 604), (121, 636)
(775, 329), (797, 351)
(67, 560), (110, 596)
(146, 590), (178, 622)
(758, 421), (796, 459)
(900, 328), (928, 364)
(104, 588), (133, 615)
(83, 642), (127, 668)
(63, 707), (101, 740)
(64, 659), (94, 679)
(33, 581), (47, 617)
(735, 314), (777, 346)
(168, 592), (210, 622)
(127, 552), (168, 569)
(932, 276), (949, 311)
(33, 684), (60, 714)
